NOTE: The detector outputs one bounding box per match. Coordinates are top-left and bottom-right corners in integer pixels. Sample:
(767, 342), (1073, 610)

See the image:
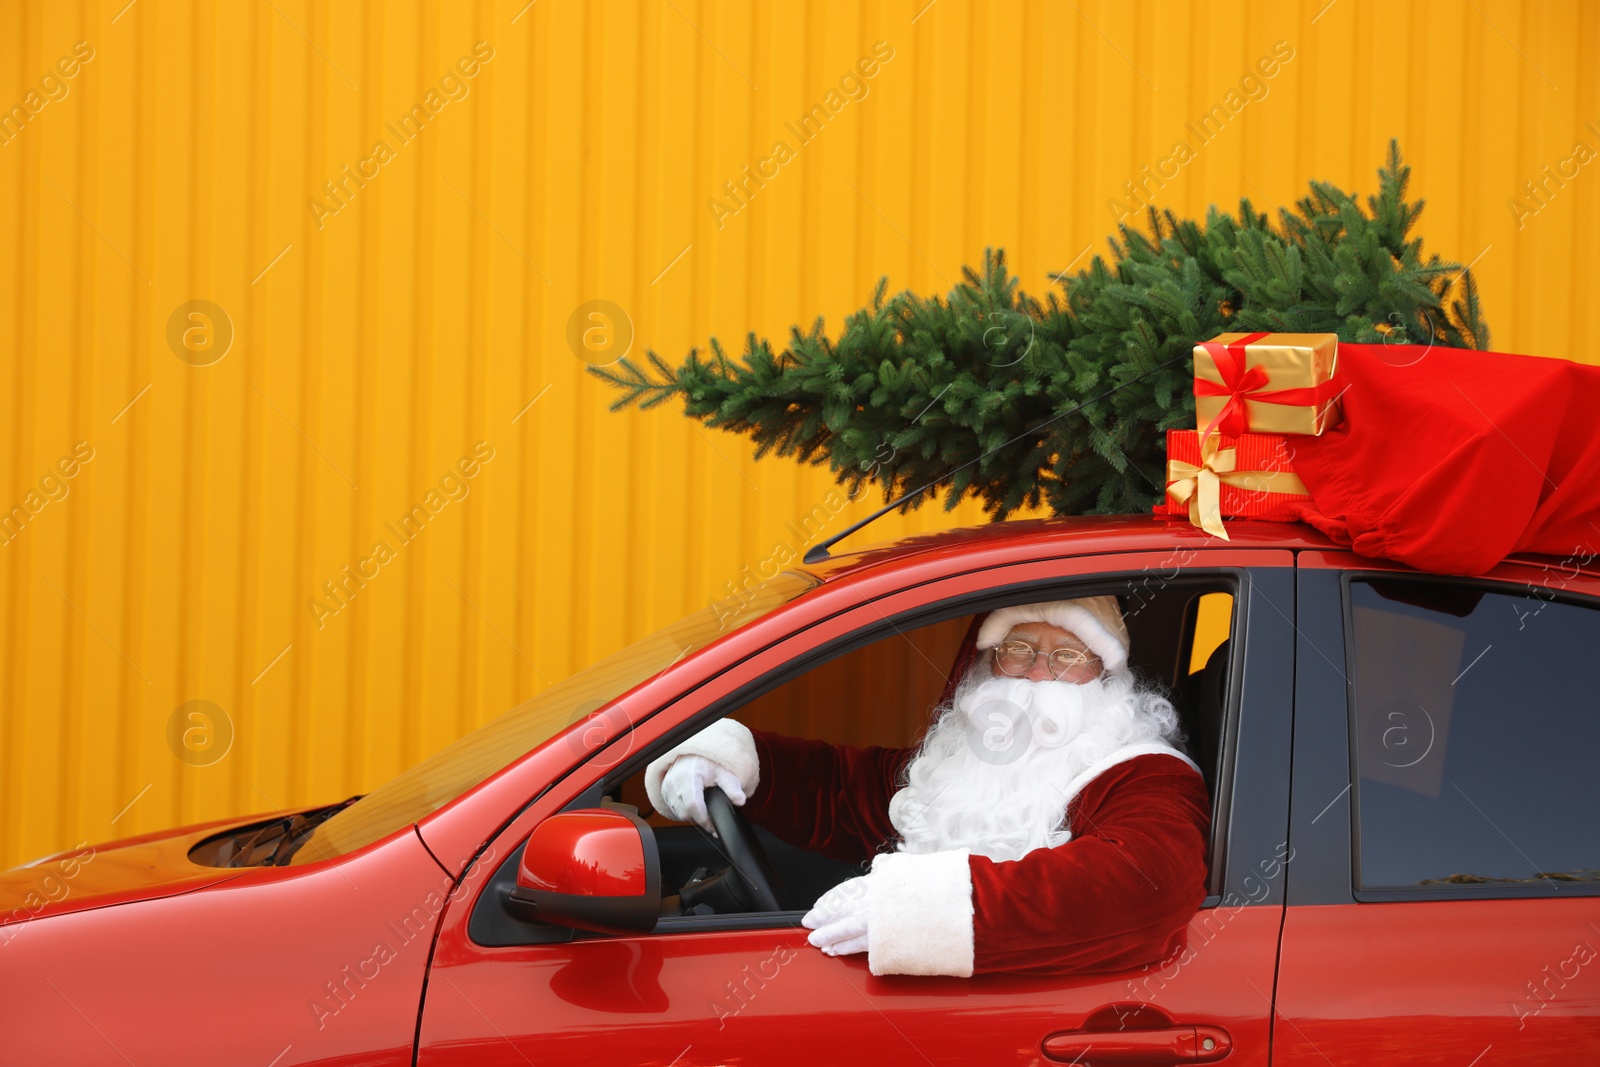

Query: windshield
(291, 571), (820, 864)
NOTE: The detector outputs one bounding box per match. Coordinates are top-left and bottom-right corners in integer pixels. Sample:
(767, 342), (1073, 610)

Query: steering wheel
(704, 785), (787, 912)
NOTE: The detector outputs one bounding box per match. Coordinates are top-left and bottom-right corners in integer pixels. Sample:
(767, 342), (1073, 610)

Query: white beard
(887, 663), (1186, 863)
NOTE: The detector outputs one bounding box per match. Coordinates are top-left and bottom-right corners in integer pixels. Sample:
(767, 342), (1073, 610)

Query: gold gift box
(1194, 331), (1342, 437)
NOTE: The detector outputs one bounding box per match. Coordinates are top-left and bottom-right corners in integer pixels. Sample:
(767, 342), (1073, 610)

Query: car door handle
(1041, 1024), (1232, 1064)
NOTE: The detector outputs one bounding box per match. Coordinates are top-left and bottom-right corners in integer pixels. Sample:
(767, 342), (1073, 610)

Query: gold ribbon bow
(1166, 440), (1308, 540)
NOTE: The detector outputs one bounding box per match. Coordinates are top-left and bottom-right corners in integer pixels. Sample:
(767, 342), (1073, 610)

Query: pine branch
(589, 351), (685, 411)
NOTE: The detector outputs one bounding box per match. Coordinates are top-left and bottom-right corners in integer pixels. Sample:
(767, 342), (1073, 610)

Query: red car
(4, 515), (1598, 1065)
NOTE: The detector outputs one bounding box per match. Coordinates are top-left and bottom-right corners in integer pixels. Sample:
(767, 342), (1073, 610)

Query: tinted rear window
(1348, 578), (1600, 893)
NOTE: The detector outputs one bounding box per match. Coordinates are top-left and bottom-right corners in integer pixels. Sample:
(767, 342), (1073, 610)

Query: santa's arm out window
(862, 754), (1210, 977)
(974, 755), (1210, 975)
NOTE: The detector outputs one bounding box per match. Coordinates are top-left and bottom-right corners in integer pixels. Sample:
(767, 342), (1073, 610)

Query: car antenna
(803, 353), (1188, 564)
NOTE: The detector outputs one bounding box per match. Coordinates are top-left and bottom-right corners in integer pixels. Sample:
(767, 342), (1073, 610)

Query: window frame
(464, 554), (1295, 947)
(1339, 568), (1600, 903)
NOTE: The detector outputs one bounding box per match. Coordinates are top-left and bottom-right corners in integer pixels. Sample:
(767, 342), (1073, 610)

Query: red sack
(1285, 342), (1600, 574)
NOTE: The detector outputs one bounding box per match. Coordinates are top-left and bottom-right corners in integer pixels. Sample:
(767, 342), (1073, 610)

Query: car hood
(0, 813), (286, 928)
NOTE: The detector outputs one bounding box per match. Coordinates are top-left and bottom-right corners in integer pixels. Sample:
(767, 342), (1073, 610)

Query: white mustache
(958, 675), (1089, 750)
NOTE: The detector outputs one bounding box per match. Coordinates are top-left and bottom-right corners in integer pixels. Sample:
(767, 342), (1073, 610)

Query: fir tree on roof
(591, 140), (1491, 519)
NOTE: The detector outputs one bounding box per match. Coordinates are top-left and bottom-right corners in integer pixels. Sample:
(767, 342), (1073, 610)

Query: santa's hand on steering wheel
(644, 719), (759, 835)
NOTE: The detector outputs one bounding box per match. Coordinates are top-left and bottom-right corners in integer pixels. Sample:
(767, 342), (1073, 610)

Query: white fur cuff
(866, 849), (975, 977)
(643, 718), (760, 814)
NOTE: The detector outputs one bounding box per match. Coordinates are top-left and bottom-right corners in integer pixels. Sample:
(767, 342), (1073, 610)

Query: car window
(1347, 578), (1600, 893)
(617, 578), (1238, 916)
(292, 571), (820, 864)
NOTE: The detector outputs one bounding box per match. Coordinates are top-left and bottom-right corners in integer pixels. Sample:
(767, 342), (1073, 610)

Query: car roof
(797, 513), (1598, 584)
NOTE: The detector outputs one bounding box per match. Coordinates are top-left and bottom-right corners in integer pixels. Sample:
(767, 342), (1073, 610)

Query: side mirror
(507, 806), (661, 934)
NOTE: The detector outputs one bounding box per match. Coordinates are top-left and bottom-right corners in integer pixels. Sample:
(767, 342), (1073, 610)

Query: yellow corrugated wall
(3, 0), (1597, 868)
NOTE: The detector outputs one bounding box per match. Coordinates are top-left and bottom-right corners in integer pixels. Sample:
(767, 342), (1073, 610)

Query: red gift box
(1157, 429), (1312, 539)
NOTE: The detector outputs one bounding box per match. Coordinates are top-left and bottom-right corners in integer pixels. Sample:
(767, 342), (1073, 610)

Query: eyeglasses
(993, 640), (1099, 679)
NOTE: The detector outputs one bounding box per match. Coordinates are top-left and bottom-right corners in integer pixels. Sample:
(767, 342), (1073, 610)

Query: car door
(416, 549), (1296, 1067)
(1275, 552), (1600, 1063)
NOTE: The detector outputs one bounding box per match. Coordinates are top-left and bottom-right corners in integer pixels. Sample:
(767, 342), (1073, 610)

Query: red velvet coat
(742, 728), (1211, 975)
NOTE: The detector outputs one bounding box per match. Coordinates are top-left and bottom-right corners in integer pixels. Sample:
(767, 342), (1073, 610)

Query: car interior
(472, 577), (1237, 945)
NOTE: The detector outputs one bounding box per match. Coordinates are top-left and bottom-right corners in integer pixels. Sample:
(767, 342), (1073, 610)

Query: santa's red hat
(974, 596), (1130, 672)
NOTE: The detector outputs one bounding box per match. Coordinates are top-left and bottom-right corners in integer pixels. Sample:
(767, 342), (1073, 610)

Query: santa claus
(644, 596), (1211, 977)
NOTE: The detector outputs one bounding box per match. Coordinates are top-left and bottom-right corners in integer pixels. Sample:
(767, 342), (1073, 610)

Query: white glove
(656, 755), (747, 832)
(801, 875), (870, 957)
(643, 719), (760, 834)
